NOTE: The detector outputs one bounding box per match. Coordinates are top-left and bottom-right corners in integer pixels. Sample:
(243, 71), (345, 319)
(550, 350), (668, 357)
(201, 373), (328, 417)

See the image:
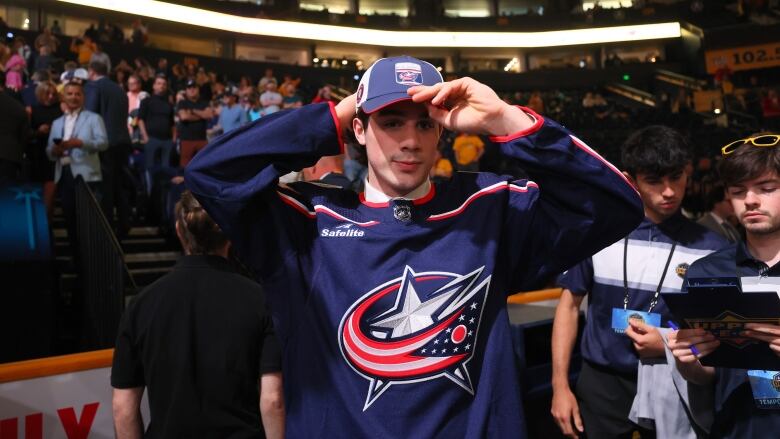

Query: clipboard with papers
(661, 276), (780, 369)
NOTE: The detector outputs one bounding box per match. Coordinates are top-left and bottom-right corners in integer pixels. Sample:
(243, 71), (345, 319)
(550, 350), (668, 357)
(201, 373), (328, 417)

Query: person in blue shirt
(185, 56), (644, 438)
(552, 126), (728, 439)
(669, 133), (780, 438)
(216, 88), (249, 135)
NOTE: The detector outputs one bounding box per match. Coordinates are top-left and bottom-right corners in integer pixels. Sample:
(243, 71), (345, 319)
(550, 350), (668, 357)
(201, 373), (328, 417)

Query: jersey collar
(361, 178), (434, 207)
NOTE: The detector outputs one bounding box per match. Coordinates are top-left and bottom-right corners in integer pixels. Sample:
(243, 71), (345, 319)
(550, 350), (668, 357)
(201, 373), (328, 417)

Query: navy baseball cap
(356, 56), (443, 114)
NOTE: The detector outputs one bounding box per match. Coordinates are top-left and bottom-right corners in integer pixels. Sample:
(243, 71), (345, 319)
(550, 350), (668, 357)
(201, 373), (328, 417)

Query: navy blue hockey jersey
(185, 102), (643, 438)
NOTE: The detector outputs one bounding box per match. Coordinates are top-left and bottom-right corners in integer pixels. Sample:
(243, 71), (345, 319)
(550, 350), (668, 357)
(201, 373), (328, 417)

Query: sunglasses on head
(721, 134), (780, 156)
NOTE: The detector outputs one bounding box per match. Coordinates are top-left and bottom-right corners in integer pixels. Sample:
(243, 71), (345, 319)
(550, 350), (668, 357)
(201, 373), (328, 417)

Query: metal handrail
(74, 176), (137, 351)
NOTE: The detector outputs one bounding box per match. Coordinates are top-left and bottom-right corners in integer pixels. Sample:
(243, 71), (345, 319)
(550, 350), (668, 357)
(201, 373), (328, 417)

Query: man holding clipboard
(669, 133), (780, 438)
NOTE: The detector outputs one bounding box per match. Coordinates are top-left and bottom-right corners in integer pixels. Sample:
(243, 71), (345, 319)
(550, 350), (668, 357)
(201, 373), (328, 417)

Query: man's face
(153, 77), (167, 95)
(63, 84), (84, 111)
(186, 86), (199, 100)
(727, 171), (780, 236)
(354, 100), (441, 197)
(629, 169), (687, 223)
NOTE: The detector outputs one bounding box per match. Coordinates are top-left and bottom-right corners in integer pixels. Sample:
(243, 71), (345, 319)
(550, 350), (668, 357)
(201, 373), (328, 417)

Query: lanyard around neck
(622, 237), (677, 312)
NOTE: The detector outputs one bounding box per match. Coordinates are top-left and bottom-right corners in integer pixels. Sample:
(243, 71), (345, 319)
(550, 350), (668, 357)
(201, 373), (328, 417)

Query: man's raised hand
(407, 77), (534, 137)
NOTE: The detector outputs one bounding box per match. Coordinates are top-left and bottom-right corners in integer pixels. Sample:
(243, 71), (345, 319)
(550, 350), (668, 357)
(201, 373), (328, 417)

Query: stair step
(130, 266), (173, 287)
(125, 251), (180, 269)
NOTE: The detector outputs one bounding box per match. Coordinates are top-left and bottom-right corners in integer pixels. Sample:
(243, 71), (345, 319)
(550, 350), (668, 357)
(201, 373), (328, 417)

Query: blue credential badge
(747, 370), (780, 409)
(611, 308), (662, 334)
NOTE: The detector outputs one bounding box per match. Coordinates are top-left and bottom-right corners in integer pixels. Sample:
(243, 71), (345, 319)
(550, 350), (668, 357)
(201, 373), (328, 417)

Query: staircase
(52, 206), (181, 352)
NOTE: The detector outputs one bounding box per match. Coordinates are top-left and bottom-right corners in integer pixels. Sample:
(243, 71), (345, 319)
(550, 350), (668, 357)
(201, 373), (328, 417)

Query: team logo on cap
(339, 265), (490, 410)
(356, 83), (365, 103)
(395, 62), (423, 86)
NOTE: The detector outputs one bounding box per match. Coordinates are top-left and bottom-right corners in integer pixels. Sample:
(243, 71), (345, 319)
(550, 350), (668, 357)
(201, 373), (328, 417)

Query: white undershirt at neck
(363, 178), (431, 203)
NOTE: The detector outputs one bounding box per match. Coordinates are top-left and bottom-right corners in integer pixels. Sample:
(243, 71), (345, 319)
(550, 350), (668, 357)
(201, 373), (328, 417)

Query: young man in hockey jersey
(185, 56), (643, 437)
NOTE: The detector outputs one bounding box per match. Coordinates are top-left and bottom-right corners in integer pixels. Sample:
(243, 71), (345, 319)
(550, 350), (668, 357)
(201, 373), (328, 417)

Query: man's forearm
(114, 411), (143, 439)
(112, 387), (144, 439)
(260, 373), (285, 439)
(552, 290), (582, 390)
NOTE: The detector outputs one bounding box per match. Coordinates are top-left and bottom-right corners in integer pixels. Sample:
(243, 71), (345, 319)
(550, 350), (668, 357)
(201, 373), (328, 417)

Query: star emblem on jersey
(338, 265), (491, 410)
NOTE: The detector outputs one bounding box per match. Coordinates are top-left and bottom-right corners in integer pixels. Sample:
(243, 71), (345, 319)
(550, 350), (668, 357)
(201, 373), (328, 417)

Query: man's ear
(622, 171), (637, 187)
(353, 117), (367, 146)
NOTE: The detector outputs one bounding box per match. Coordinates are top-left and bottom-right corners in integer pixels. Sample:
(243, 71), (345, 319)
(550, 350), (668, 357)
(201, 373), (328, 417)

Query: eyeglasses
(721, 134), (780, 156)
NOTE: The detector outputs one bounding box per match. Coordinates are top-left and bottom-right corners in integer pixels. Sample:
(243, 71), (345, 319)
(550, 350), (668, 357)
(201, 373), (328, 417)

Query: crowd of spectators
(2, 19), (780, 236)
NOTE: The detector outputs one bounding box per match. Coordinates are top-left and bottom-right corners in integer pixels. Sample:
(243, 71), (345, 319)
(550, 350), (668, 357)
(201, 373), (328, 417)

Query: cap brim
(361, 93), (415, 114)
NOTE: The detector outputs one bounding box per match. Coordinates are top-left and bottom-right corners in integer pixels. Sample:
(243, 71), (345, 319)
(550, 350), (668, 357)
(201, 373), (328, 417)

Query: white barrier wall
(0, 367), (149, 439)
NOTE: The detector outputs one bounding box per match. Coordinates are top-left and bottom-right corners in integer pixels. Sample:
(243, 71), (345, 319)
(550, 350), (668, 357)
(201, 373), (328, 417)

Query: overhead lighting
(714, 108), (721, 114)
(341, 59), (348, 65)
(56, 0), (682, 48)
(313, 57), (319, 63)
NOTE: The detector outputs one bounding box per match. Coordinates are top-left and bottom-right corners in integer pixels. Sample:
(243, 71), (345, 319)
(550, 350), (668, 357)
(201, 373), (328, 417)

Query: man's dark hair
(88, 60), (109, 76)
(620, 125), (691, 178)
(718, 133), (780, 187)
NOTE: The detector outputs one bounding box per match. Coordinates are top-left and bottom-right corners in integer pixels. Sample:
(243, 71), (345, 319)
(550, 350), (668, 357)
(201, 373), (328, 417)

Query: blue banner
(0, 184), (52, 261)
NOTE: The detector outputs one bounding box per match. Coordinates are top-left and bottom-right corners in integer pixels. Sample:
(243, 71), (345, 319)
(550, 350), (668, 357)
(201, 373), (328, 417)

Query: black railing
(75, 176), (137, 350)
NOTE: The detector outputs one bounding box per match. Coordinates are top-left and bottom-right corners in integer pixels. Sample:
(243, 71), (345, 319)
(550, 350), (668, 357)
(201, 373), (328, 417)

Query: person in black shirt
(0, 71), (29, 184)
(138, 74), (174, 170)
(176, 79), (212, 167)
(111, 190), (285, 439)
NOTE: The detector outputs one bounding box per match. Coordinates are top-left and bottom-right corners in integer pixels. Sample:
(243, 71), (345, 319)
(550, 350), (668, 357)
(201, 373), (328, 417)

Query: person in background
(46, 79), (108, 276)
(89, 41), (112, 73)
(4, 41), (26, 92)
(0, 71), (29, 183)
(311, 85), (334, 104)
(257, 68), (276, 91)
(247, 93), (262, 122)
(51, 20), (62, 35)
(176, 79), (212, 167)
(452, 132), (485, 172)
(301, 155), (351, 189)
(33, 44), (54, 73)
(697, 183), (741, 243)
(86, 60), (132, 237)
(259, 82), (282, 116)
(111, 190), (285, 439)
(138, 74), (175, 172)
(215, 87), (248, 135)
(281, 82), (302, 110)
(126, 75), (149, 143)
(29, 80), (63, 215)
(70, 35), (95, 67)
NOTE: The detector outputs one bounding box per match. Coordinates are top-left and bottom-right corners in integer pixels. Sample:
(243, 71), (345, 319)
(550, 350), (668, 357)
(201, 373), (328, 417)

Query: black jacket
(0, 91), (29, 164)
(85, 76), (130, 146)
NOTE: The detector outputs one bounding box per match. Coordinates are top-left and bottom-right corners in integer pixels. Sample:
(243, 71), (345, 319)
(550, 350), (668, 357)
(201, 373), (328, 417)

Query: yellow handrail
(507, 288), (562, 304)
(0, 348), (113, 384)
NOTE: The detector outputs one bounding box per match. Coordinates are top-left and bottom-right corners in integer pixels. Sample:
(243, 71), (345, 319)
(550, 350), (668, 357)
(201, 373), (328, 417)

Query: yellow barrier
(507, 288), (562, 304)
(0, 290), (561, 382)
(0, 348), (113, 384)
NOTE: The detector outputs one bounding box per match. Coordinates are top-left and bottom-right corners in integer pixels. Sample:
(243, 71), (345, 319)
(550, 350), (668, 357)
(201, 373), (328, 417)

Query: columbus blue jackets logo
(395, 62), (423, 85)
(339, 266), (490, 410)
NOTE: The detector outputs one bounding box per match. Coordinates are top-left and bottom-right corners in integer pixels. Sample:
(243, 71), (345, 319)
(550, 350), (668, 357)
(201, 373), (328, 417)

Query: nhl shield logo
(395, 62), (423, 85)
(675, 262), (689, 279)
(338, 266), (491, 410)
